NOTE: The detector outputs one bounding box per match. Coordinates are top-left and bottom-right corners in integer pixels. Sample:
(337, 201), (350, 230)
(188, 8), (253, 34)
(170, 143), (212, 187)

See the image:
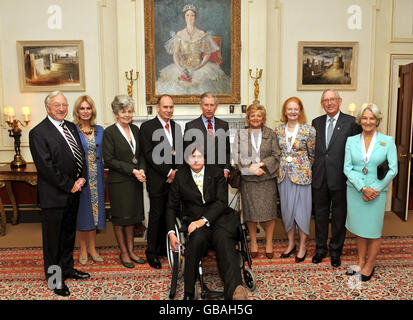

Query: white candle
(22, 106), (30, 121)
(4, 106), (11, 122)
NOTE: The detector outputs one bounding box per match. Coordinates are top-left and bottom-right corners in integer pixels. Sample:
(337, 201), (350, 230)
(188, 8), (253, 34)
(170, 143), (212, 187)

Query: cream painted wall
(0, 0), (115, 163)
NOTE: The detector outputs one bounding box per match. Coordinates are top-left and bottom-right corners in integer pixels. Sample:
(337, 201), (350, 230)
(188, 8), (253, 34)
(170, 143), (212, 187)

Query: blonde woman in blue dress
(343, 104), (397, 281)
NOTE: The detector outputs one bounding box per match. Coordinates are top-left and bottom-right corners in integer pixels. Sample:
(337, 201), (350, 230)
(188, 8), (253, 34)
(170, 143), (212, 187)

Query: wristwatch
(361, 186), (367, 192)
(201, 216), (210, 227)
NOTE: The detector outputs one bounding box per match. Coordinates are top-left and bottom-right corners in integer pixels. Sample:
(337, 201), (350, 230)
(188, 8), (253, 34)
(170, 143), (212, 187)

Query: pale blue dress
(343, 133), (398, 239)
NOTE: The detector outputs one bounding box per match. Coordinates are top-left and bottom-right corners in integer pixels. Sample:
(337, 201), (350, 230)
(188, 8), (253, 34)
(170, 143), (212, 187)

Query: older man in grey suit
(311, 90), (361, 267)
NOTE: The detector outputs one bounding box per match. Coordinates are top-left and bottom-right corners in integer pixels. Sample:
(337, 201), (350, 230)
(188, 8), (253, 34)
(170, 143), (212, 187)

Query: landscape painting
(17, 40), (85, 92)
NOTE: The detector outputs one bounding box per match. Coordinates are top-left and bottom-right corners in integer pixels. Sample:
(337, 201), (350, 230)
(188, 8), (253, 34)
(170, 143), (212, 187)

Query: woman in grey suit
(234, 104), (281, 259)
(102, 95), (147, 268)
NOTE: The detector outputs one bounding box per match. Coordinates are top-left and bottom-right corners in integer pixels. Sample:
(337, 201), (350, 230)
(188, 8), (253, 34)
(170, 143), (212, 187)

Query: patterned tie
(207, 120), (214, 138)
(61, 123), (84, 176)
(165, 123), (170, 132)
(326, 118), (335, 148)
(195, 172), (204, 202)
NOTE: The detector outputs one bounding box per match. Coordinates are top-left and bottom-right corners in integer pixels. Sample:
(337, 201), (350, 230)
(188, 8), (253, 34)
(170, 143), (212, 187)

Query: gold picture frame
(297, 41), (358, 91)
(144, 0), (241, 104)
(16, 40), (85, 92)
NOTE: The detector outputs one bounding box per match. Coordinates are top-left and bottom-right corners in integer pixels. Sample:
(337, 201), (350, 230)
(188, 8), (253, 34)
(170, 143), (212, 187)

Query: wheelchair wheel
(243, 268), (256, 292)
(166, 221), (185, 278)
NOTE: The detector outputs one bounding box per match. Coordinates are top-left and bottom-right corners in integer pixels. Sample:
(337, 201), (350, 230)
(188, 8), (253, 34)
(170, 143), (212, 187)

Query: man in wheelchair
(166, 146), (249, 300)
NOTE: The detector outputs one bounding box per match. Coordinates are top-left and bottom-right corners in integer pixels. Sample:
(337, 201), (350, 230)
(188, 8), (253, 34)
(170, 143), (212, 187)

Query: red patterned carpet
(0, 236), (412, 300)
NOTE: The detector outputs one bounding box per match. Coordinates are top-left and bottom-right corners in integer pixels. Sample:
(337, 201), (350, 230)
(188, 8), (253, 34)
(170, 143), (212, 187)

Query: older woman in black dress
(102, 95), (147, 268)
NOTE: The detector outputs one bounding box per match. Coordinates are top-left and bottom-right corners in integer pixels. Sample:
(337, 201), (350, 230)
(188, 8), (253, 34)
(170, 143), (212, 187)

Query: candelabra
(3, 106), (30, 169)
(249, 68), (263, 105)
(125, 69), (139, 98)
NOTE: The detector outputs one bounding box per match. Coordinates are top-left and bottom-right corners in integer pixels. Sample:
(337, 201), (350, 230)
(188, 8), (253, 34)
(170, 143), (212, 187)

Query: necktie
(195, 172), (204, 202)
(165, 123), (170, 132)
(326, 118), (335, 147)
(207, 120), (214, 138)
(61, 123), (84, 176)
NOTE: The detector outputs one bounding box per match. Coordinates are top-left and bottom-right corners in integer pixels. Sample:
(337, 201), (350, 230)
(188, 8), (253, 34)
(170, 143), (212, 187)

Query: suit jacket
(166, 165), (229, 233)
(234, 125), (280, 182)
(139, 117), (183, 196)
(184, 116), (231, 171)
(274, 123), (316, 185)
(102, 123), (146, 184)
(344, 132), (398, 193)
(29, 117), (87, 209)
(311, 112), (361, 190)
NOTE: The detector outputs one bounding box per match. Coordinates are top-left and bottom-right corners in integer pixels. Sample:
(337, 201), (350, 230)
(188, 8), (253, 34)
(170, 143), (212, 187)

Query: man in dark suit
(311, 90), (362, 267)
(167, 147), (248, 300)
(139, 94), (183, 269)
(184, 92), (231, 181)
(29, 91), (90, 297)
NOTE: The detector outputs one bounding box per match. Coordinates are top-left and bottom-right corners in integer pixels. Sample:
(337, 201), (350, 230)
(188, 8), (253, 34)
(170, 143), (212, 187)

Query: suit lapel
(46, 118), (76, 160)
(202, 166), (212, 202)
(185, 166), (203, 202)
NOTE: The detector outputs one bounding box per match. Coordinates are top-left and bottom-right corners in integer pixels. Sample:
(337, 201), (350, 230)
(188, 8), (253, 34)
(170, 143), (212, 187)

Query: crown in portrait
(182, 4), (198, 14)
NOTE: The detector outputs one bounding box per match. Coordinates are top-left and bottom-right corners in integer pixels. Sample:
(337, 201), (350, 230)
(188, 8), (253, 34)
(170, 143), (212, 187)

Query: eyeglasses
(321, 98), (338, 104)
(50, 103), (69, 108)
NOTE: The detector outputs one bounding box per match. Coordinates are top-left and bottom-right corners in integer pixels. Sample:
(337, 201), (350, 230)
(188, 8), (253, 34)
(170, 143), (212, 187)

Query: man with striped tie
(29, 91), (90, 297)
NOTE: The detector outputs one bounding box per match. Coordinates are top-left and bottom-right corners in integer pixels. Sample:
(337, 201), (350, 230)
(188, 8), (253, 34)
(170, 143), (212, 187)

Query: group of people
(28, 88), (398, 300)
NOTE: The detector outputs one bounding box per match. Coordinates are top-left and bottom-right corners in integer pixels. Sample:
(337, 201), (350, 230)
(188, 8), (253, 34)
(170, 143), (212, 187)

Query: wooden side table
(0, 163), (37, 236)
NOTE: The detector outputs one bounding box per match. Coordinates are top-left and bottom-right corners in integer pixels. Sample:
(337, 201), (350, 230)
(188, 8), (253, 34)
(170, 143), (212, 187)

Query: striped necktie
(60, 123), (84, 176)
(207, 120), (214, 138)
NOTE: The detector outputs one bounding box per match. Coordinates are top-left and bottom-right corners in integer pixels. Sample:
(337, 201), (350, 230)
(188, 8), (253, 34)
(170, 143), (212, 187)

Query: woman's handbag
(229, 166), (241, 188)
(377, 160), (389, 180)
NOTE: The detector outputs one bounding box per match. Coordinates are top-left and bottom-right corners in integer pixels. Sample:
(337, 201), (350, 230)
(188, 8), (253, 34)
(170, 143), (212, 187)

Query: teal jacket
(343, 132), (398, 192)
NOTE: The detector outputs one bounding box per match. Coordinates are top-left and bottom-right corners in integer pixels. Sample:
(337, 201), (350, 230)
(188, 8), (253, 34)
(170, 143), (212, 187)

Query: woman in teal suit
(343, 103), (398, 281)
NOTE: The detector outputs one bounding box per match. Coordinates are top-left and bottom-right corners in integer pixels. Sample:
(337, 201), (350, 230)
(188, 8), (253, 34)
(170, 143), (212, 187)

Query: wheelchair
(166, 204), (256, 300)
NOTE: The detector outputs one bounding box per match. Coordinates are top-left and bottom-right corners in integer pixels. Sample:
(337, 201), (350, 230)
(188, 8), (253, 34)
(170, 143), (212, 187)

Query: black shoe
(183, 292), (195, 300)
(53, 282), (70, 297)
(295, 250), (307, 263)
(202, 289), (224, 299)
(330, 256), (341, 268)
(280, 245), (297, 259)
(148, 257), (162, 269)
(64, 268), (91, 280)
(361, 268), (375, 282)
(130, 256), (146, 264)
(312, 253), (326, 264)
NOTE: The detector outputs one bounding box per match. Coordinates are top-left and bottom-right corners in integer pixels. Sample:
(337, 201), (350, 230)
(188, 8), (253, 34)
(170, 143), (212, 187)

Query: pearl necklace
(79, 125), (94, 135)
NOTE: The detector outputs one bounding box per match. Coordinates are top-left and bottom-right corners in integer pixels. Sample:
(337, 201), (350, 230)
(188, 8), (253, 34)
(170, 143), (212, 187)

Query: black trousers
(184, 214), (242, 300)
(41, 193), (80, 280)
(146, 194), (167, 259)
(312, 180), (347, 258)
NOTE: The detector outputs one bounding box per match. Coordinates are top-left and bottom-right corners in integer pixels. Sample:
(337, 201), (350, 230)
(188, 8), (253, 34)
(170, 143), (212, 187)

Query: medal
(255, 157), (260, 163)
(362, 167), (368, 175)
(172, 149), (176, 156)
(286, 156), (293, 163)
(132, 156), (137, 164)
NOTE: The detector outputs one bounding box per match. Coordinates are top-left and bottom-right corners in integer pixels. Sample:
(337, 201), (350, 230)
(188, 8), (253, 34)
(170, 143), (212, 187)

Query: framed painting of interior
(297, 41), (359, 91)
(391, 0), (413, 42)
(16, 40), (85, 92)
(144, 0), (241, 104)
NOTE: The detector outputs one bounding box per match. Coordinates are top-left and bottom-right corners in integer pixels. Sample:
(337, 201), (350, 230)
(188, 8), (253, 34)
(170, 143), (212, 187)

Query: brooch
(380, 141), (386, 146)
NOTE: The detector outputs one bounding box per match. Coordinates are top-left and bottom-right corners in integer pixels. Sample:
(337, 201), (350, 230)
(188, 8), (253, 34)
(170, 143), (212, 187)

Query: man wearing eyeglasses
(29, 91), (90, 297)
(311, 90), (361, 267)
